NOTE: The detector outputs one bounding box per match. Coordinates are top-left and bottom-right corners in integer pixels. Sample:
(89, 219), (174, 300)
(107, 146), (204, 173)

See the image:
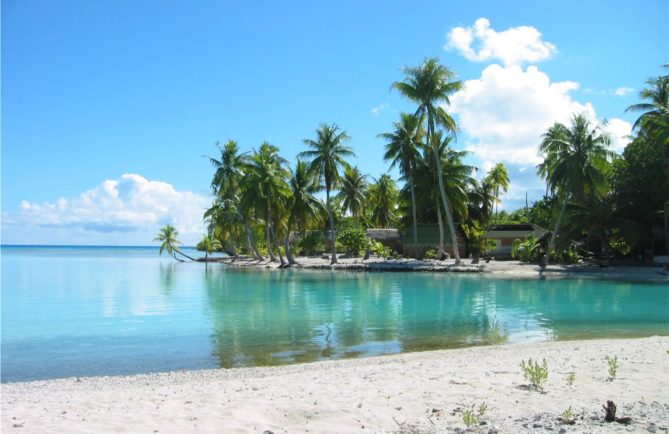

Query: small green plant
(566, 372), (576, 386)
(605, 355), (619, 380)
(477, 401), (488, 416)
(520, 358), (549, 390)
(560, 406), (575, 425)
(424, 249), (438, 260)
(462, 405), (478, 429)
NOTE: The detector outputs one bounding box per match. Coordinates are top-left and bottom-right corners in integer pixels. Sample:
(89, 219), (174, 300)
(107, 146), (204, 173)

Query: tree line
(155, 60), (668, 265)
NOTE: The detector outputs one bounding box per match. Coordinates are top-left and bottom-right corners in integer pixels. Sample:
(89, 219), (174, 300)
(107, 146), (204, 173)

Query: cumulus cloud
(606, 118), (633, 152)
(445, 18), (557, 66)
(5, 174), (210, 245)
(450, 64), (632, 210)
(450, 64), (597, 167)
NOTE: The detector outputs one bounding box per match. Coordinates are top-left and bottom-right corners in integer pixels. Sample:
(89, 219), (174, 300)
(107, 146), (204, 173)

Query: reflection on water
(200, 268), (668, 368)
(1, 245), (668, 381)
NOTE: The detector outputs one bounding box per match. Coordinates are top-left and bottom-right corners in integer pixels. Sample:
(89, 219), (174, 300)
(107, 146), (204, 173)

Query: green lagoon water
(2, 246), (668, 382)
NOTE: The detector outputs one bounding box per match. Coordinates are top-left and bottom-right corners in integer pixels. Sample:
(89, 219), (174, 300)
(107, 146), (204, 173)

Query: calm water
(2, 246), (668, 382)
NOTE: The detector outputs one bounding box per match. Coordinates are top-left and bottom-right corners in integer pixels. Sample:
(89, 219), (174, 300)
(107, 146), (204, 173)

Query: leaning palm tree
(154, 225), (195, 261)
(284, 160), (325, 265)
(241, 142), (290, 265)
(393, 57), (463, 264)
(299, 124), (354, 264)
(487, 162), (510, 224)
(336, 166), (368, 226)
(380, 113), (423, 257)
(537, 114), (614, 265)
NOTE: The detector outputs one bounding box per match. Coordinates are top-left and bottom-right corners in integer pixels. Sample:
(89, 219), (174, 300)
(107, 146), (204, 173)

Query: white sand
(3, 337), (668, 433)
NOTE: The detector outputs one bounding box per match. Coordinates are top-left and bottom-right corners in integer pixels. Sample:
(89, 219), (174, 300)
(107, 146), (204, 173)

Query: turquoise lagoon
(1, 245), (668, 382)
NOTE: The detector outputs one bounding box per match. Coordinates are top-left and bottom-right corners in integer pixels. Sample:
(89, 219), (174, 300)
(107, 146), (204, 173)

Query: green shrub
(424, 249), (438, 260)
(561, 407), (575, 425)
(566, 372), (576, 386)
(462, 405), (478, 428)
(368, 240), (391, 258)
(520, 358), (549, 390)
(512, 235), (542, 263)
(337, 227), (368, 256)
(605, 355), (619, 380)
(298, 231), (326, 256)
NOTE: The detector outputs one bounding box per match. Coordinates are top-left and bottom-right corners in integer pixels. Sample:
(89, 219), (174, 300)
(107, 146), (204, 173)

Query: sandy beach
(214, 256), (669, 283)
(3, 336), (668, 433)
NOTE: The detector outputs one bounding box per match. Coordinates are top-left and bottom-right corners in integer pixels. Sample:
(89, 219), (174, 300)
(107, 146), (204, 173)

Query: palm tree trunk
(545, 199), (568, 267)
(409, 172), (419, 259)
(284, 217), (300, 266)
(269, 222), (285, 266)
(242, 219), (263, 260)
(494, 186), (499, 223)
(175, 249), (195, 261)
(428, 117), (461, 265)
(436, 195), (446, 258)
(326, 188), (337, 264)
(265, 213), (277, 262)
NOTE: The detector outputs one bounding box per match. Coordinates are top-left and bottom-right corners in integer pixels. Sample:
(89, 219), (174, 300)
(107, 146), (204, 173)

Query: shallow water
(2, 246), (668, 382)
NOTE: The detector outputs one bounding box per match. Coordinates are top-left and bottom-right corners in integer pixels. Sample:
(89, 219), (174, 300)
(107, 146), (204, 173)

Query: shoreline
(3, 337), (668, 433)
(211, 256), (669, 283)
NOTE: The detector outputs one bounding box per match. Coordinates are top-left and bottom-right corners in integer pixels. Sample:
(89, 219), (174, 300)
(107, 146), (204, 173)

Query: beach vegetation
(520, 357), (549, 390)
(561, 406), (576, 424)
(462, 405), (479, 428)
(512, 235), (542, 263)
(196, 235), (222, 261)
(338, 227), (368, 257)
(566, 372), (576, 386)
(605, 355), (619, 380)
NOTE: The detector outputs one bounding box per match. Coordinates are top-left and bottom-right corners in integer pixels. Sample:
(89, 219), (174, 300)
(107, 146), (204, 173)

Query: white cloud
(4, 174), (210, 245)
(606, 118), (633, 152)
(371, 103), (389, 116)
(445, 18), (557, 66)
(450, 64), (596, 167)
(449, 64), (633, 211)
(614, 86), (634, 96)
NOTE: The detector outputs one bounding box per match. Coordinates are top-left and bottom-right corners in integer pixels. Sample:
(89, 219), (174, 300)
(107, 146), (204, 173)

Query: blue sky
(2, 0), (668, 245)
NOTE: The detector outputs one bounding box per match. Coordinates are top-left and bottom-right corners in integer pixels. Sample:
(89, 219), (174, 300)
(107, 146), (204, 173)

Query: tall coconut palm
(336, 166), (368, 226)
(380, 113), (423, 257)
(299, 124), (354, 264)
(154, 225), (195, 261)
(537, 114), (614, 265)
(206, 140), (263, 260)
(284, 160), (325, 265)
(393, 57), (463, 264)
(487, 162), (510, 224)
(241, 142), (291, 265)
(369, 174), (398, 228)
(625, 68), (669, 131)
(468, 177), (495, 229)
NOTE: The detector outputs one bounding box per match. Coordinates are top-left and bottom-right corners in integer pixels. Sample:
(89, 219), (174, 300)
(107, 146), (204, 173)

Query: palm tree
(625, 67), (669, 131)
(537, 114), (614, 265)
(487, 162), (510, 224)
(154, 225), (195, 261)
(393, 57), (464, 264)
(380, 113), (423, 257)
(196, 234), (222, 261)
(284, 160), (325, 265)
(241, 142), (290, 265)
(468, 177), (495, 228)
(336, 166), (368, 226)
(369, 174), (398, 228)
(206, 141), (263, 260)
(299, 123), (354, 264)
